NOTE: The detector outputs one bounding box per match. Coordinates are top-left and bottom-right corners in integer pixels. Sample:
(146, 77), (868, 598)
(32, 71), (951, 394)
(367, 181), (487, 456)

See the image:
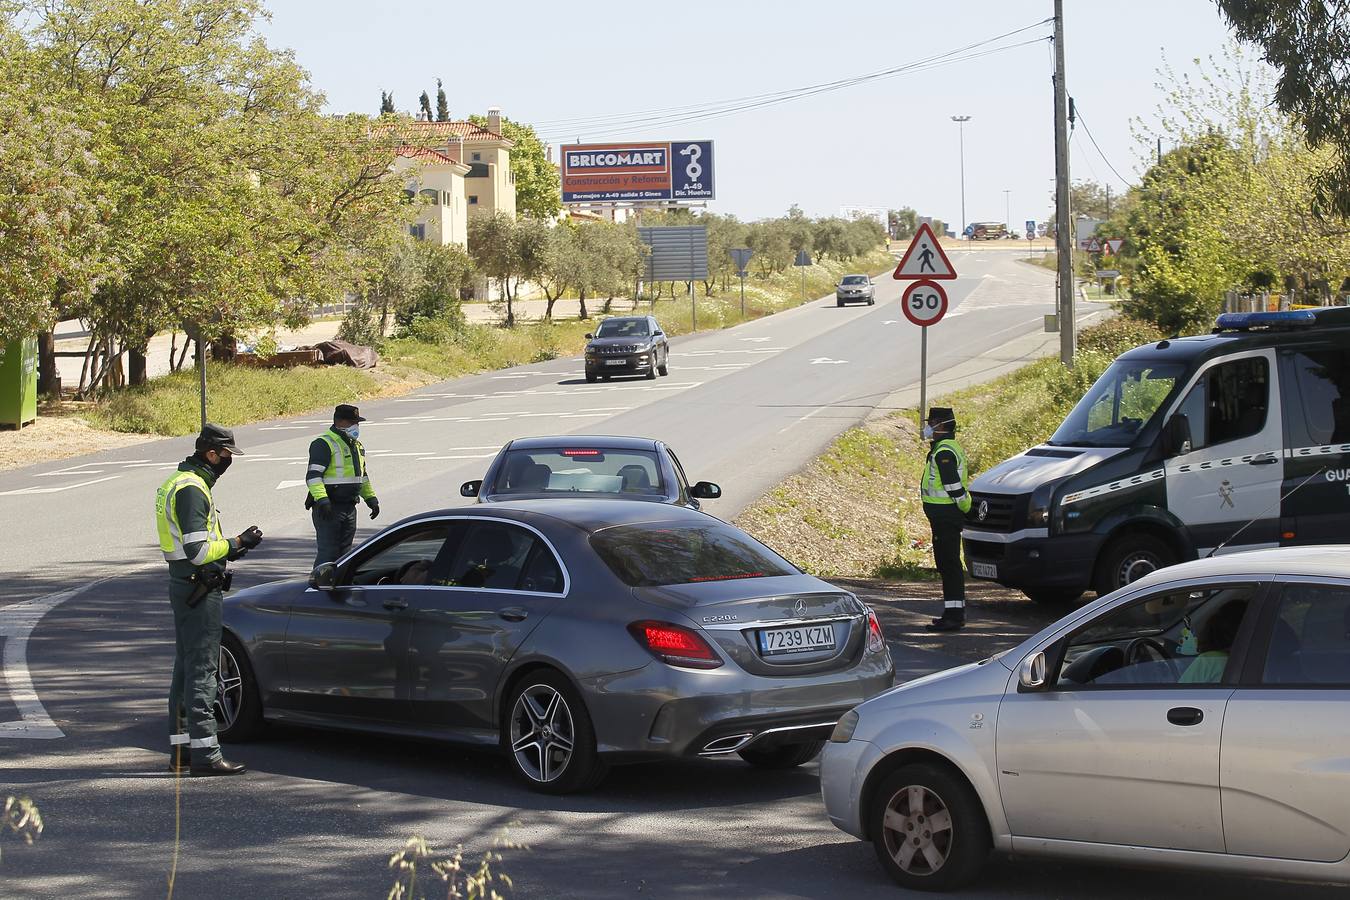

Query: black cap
(334, 404), (367, 423)
(196, 423), (244, 455)
(927, 407), (955, 424)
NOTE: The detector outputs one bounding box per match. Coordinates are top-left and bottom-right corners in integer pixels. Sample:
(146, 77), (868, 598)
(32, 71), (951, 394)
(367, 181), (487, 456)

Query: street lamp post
(950, 118), (972, 241)
(1004, 189), (1011, 233)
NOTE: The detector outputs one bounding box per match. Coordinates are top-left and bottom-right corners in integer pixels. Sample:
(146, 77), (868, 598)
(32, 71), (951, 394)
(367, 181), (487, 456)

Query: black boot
(927, 610), (966, 632)
(169, 745), (189, 773)
(190, 757), (247, 777)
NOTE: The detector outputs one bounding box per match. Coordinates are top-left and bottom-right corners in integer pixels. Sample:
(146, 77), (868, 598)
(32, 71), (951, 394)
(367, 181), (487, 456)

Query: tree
(1051, 180), (1115, 223)
(379, 91), (394, 115)
(888, 208), (918, 240)
(468, 212), (524, 325)
(468, 114), (561, 220)
(394, 241), (474, 327)
(534, 224), (576, 319)
(1218, 0), (1350, 217)
(418, 90), (433, 122)
(435, 78), (449, 122)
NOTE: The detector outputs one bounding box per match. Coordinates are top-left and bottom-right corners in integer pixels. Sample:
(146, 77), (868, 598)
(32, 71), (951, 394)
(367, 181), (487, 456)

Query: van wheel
(870, 764), (990, 891)
(1023, 589), (1082, 606)
(1095, 534), (1176, 595)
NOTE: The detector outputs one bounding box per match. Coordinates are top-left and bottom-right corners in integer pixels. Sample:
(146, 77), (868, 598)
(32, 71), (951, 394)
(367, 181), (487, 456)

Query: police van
(963, 308), (1350, 604)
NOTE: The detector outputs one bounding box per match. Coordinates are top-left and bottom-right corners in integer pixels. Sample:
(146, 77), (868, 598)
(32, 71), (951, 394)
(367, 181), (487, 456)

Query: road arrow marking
(810, 357), (849, 365)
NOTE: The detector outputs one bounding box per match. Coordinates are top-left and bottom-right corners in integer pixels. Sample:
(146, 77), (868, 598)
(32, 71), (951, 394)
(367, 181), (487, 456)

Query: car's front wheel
(657, 352), (669, 377)
(870, 764), (990, 891)
(585, 372), (597, 383)
(738, 740), (823, 769)
(216, 633), (265, 742)
(504, 671), (607, 794)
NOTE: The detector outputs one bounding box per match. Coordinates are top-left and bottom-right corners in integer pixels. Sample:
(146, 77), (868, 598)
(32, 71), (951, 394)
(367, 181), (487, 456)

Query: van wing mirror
(1163, 414), (1192, 457)
(309, 562), (338, 591)
(460, 479), (483, 498)
(689, 481), (722, 500)
(1018, 651), (1048, 691)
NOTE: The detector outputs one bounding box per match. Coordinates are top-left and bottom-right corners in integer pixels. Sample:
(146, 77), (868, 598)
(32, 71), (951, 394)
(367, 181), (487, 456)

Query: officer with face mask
(921, 407), (971, 631)
(306, 404), (379, 570)
(156, 424), (262, 775)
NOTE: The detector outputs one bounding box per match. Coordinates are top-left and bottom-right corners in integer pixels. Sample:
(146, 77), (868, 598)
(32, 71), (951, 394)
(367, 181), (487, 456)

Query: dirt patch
(0, 407), (153, 472)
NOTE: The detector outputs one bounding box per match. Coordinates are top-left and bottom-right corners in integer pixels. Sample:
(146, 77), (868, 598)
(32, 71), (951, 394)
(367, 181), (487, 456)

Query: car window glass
(596, 318), (649, 338)
(349, 525), (457, 586)
(842, 275), (868, 284)
(519, 542), (565, 594)
(591, 522), (797, 587)
(496, 448), (664, 496)
(1287, 350), (1350, 446)
(1262, 583), (1350, 686)
(445, 522), (539, 591)
(1199, 357), (1268, 449)
(1056, 585), (1256, 688)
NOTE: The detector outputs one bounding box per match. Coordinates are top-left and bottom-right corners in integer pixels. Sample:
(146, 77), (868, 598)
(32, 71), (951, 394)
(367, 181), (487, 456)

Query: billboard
(561, 141), (715, 204)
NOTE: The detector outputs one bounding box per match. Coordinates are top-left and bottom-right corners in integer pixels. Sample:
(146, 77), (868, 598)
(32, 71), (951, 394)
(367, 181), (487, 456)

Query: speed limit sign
(901, 279), (949, 326)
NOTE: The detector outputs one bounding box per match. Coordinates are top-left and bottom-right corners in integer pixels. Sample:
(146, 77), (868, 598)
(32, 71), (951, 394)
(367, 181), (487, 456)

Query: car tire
(1023, 588), (1082, 606)
(870, 764), (990, 892)
(837, 299), (845, 307)
(216, 632), (266, 742)
(585, 373), (597, 383)
(601, 375), (611, 382)
(737, 740), (824, 770)
(645, 366), (657, 380)
(503, 670), (607, 794)
(658, 352), (669, 376)
(868, 296), (876, 305)
(1095, 533), (1177, 595)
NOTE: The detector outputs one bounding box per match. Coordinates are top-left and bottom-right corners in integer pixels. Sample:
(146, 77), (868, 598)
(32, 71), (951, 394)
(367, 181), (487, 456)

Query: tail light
(628, 620), (723, 669)
(866, 608), (886, 654)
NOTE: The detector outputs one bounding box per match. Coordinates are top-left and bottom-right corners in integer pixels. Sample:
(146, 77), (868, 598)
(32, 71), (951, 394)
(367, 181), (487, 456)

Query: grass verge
(735, 316), (1165, 582)
(84, 249), (894, 436)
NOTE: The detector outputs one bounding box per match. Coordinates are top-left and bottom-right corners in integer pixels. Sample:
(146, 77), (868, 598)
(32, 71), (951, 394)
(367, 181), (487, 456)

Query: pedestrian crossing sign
(893, 222), (957, 280)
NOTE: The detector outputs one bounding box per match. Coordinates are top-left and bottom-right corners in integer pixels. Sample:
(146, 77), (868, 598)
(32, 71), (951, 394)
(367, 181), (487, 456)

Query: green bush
(1076, 315), (1166, 355)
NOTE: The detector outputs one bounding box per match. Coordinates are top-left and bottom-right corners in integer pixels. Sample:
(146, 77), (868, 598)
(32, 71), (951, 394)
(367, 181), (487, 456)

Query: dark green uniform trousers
(169, 577), (224, 765)
(312, 502), (358, 569)
(924, 502), (967, 613)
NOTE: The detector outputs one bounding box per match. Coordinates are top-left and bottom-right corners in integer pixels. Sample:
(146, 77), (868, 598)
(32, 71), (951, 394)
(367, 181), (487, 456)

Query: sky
(258, 0), (1252, 229)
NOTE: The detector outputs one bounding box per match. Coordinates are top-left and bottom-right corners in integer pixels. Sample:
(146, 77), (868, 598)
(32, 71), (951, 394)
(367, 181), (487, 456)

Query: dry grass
(0, 404), (153, 471)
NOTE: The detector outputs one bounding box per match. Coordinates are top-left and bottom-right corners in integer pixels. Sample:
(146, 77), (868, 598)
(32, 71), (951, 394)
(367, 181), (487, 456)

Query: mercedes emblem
(792, 598), (808, 617)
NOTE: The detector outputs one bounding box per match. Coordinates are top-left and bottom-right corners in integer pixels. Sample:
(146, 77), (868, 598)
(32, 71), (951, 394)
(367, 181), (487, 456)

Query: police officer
(306, 404), (379, 569)
(156, 424), (262, 775)
(921, 407), (971, 632)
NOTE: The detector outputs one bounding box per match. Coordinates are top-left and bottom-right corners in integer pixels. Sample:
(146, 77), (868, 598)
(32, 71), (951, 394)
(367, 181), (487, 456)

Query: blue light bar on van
(1214, 310), (1317, 330)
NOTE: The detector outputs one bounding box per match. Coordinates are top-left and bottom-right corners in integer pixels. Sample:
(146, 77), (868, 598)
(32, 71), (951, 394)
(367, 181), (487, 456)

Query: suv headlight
(830, 709), (860, 743)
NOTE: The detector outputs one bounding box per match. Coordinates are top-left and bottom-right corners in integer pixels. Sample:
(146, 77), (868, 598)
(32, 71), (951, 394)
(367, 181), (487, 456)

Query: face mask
(922, 424), (935, 440)
(344, 425), (361, 440)
(208, 454), (233, 478)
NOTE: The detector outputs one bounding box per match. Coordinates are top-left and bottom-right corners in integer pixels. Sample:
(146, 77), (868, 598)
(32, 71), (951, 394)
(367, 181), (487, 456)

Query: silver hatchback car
(821, 547), (1350, 891)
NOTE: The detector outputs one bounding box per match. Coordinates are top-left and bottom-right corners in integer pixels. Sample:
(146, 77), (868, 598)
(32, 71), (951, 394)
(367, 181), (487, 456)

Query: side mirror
(309, 562), (338, 591)
(1162, 414), (1192, 457)
(689, 481), (722, 500)
(1018, 651), (1048, 691)
(460, 479), (483, 498)
(585, 333), (594, 340)
(653, 330), (664, 336)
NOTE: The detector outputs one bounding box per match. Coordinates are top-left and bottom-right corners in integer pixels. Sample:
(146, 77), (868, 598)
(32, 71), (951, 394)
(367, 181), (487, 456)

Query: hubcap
(509, 685), (575, 783)
(214, 645), (243, 730)
(882, 785), (954, 876)
(1118, 551), (1161, 587)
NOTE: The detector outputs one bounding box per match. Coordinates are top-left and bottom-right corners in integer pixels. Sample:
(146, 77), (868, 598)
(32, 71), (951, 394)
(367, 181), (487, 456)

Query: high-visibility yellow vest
(307, 430), (373, 501)
(922, 438), (971, 513)
(155, 470), (228, 565)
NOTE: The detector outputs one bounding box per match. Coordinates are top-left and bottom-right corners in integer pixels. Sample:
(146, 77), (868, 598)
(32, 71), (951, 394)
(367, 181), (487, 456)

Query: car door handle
(498, 607), (529, 622)
(1167, 706), (1204, 726)
(1248, 457), (1278, 465)
(382, 597), (408, 611)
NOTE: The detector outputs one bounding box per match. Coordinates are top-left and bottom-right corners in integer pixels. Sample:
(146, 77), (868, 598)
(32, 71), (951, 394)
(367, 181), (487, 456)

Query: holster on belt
(186, 567), (232, 608)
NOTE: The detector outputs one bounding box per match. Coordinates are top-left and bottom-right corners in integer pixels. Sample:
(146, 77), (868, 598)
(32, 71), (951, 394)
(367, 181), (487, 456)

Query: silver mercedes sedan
(821, 547), (1350, 891)
(218, 500), (894, 793)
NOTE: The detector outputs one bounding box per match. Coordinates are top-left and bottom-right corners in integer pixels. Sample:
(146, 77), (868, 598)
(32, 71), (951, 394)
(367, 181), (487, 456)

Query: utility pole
(1053, 0), (1074, 366)
(951, 115), (971, 240)
(1106, 184), (1112, 218)
(1003, 189), (1011, 230)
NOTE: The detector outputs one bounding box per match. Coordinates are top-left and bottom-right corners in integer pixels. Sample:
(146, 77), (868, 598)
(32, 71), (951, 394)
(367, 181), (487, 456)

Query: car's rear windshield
(493, 448), (665, 496)
(591, 522), (799, 587)
(596, 318), (650, 338)
(841, 275), (868, 284)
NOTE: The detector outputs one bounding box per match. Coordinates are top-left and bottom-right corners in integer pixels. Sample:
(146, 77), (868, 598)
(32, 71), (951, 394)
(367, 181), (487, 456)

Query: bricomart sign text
(561, 141), (715, 204)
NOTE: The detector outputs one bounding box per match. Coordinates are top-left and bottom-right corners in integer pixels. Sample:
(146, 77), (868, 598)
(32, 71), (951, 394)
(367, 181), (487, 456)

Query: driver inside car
(1177, 601), (1246, 684)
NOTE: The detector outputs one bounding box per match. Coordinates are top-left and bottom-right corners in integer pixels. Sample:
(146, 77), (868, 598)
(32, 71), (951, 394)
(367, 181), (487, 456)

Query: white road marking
(393, 397), (438, 403)
(778, 407), (826, 434)
(33, 463), (106, 478)
(276, 479), (307, 490)
(0, 578), (116, 739)
(739, 337), (772, 343)
(0, 475), (121, 496)
(418, 453), (497, 461)
(883, 320), (900, 325)
(490, 373), (534, 379)
(258, 425), (311, 431)
(810, 357), (849, 365)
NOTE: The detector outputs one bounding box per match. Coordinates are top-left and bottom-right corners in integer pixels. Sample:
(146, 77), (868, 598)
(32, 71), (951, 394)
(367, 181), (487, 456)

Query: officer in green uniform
(156, 424), (262, 775)
(921, 407), (971, 632)
(306, 404), (379, 570)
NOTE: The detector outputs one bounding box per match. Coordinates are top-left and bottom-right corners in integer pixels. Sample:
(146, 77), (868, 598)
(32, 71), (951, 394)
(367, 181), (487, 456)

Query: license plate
(758, 624), (836, 656)
(604, 358), (627, 367)
(972, 562), (998, 579)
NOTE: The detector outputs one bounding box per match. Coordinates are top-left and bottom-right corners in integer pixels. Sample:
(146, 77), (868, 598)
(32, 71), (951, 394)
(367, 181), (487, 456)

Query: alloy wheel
(509, 684), (576, 783)
(881, 784), (954, 876)
(214, 644), (244, 730)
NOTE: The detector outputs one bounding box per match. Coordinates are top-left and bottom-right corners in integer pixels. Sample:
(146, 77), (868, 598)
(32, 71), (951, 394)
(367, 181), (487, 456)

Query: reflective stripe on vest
(922, 439), (969, 506)
(155, 471), (224, 563)
(314, 431), (366, 485)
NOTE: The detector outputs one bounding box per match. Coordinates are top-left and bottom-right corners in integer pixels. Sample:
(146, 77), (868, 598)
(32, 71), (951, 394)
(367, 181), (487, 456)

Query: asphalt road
(10, 257), (1330, 897)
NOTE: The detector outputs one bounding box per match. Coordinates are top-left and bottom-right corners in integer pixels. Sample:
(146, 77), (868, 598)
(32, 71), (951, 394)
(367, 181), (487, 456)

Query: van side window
(1287, 350), (1350, 445)
(1177, 357), (1268, 450)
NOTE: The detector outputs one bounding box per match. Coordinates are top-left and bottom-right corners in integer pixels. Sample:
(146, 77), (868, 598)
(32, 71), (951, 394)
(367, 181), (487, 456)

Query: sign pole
(689, 279), (696, 331)
(919, 325), (928, 434)
(739, 273), (746, 317)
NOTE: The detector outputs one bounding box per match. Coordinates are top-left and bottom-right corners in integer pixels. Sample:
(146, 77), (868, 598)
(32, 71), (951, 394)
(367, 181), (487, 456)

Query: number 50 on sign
(901, 279), (949, 327)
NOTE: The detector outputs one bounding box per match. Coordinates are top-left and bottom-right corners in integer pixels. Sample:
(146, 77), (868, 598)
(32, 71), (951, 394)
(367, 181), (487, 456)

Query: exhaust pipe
(699, 733), (755, 755)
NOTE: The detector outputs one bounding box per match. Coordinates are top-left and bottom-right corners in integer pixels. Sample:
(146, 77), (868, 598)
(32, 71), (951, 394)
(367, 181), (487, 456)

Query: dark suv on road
(584, 316), (669, 382)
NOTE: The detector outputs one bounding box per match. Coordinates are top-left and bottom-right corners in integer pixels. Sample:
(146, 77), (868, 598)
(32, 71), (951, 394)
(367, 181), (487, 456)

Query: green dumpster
(0, 337), (38, 429)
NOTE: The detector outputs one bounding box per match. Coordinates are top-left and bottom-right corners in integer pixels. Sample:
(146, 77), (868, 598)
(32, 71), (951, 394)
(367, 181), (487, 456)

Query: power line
(1073, 105), (1132, 187)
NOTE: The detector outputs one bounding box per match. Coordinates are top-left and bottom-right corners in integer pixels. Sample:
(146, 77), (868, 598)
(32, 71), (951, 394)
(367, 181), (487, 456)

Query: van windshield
(1049, 360), (1184, 447)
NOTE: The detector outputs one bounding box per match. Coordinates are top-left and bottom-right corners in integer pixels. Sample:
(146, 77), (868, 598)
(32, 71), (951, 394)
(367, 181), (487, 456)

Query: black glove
(367, 498), (380, 520)
(314, 498), (333, 519)
(238, 525), (263, 550)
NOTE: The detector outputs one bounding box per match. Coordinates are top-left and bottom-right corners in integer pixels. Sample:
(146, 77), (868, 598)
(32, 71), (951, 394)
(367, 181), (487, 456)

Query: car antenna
(1206, 465), (1326, 559)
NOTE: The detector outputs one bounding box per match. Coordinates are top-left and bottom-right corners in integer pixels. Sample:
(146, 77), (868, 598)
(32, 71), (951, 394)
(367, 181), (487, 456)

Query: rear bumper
(581, 652), (894, 762)
(963, 529), (1100, 592)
